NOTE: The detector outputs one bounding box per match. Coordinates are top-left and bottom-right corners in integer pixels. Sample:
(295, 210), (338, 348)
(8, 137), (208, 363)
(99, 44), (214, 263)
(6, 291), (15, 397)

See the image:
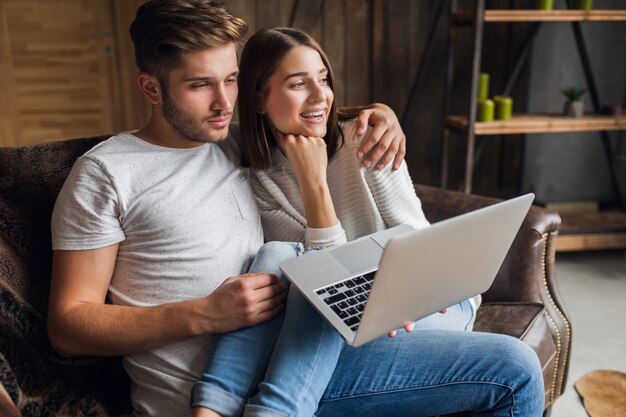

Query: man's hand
(49, 248), (287, 357)
(202, 273), (287, 333)
(354, 103), (406, 171)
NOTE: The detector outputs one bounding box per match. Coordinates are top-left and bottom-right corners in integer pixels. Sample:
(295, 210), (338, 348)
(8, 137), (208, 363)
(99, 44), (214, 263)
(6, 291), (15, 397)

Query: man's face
(162, 45), (239, 144)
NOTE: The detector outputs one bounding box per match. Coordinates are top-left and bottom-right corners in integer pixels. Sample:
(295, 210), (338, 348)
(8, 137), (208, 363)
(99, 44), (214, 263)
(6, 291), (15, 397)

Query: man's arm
(338, 103), (406, 171)
(48, 246), (285, 357)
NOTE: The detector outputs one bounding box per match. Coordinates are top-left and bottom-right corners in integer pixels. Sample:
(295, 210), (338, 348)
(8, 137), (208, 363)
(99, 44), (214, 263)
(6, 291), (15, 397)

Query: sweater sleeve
(342, 120), (430, 231)
(363, 160), (430, 231)
(251, 170), (347, 249)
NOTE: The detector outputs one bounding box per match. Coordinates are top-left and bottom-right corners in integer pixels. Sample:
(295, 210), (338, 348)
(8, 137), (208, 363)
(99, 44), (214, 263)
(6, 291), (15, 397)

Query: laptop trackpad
(329, 238), (383, 274)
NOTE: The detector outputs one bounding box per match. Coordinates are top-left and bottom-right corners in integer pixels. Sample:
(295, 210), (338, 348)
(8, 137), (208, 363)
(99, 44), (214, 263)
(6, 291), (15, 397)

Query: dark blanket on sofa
(0, 137), (132, 416)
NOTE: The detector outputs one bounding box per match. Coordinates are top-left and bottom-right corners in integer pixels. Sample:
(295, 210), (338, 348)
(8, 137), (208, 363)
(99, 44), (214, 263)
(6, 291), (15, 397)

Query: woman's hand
(276, 130), (328, 190)
(387, 309), (446, 338)
(387, 322), (415, 338)
(275, 131), (337, 229)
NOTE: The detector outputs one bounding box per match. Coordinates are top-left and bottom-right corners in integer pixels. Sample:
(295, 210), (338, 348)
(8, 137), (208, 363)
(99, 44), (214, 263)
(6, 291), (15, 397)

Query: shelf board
(445, 114), (626, 135)
(484, 10), (626, 22)
(555, 210), (626, 252)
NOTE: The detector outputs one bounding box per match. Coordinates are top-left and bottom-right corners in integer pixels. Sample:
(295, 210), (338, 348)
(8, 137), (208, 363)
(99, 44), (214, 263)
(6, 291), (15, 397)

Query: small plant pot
(564, 100), (584, 117)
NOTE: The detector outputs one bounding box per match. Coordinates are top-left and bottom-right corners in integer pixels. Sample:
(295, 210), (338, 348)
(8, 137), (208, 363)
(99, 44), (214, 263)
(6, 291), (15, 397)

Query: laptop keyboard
(316, 271), (376, 332)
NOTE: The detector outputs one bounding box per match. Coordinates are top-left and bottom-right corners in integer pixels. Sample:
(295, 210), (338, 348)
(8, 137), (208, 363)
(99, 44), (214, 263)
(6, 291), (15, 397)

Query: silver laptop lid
(353, 193), (534, 346)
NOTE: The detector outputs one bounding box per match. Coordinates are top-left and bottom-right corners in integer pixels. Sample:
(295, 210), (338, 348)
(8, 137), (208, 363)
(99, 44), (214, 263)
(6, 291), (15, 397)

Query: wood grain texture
(0, 0), (540, 197)
(556, 232), (626, 251)
(446, 114), (626, 134)
(0, 1), (19, 146)
(484, 9), (626, 22)
(0, 0), (122, 146)
(112, 0), (151, 132)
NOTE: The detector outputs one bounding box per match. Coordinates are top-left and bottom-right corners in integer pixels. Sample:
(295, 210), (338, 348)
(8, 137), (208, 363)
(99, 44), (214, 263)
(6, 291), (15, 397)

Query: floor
(550, 250), (626, 417)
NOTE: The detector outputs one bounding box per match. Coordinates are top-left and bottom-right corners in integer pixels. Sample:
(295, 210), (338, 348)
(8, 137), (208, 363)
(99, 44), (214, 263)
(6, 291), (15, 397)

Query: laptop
(280, 193), (534, 347)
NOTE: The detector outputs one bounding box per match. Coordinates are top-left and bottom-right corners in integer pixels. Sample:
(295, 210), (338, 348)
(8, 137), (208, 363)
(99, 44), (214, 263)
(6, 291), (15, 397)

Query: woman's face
(262, 45), (334, 138)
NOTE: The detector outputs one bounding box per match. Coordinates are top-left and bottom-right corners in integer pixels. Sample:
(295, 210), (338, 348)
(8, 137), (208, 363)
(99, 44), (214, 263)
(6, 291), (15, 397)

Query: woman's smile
(263, 45), (334, 138)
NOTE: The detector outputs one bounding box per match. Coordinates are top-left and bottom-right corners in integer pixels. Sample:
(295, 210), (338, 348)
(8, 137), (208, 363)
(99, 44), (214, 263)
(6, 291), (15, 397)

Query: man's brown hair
(238, 27), (341, 170)
(130, 0), (247, 87)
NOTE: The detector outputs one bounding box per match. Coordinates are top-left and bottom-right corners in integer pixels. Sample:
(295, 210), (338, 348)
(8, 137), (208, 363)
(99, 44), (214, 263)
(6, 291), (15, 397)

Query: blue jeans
(191, 242), (544, 417)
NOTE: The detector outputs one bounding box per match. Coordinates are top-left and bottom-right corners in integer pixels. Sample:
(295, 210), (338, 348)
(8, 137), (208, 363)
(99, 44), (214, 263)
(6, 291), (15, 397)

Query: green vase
(494, 96), (513, 120)
(477, 100), (494, 122)
(478, 73), (489, 101)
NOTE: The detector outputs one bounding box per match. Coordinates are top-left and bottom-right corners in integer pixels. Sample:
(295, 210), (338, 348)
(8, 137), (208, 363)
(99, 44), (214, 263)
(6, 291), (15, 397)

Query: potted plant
(562, 86), (586, 117)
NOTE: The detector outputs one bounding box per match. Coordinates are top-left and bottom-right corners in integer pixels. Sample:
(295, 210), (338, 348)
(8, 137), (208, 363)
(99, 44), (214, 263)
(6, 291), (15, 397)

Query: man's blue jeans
(191, 242), (544, 417)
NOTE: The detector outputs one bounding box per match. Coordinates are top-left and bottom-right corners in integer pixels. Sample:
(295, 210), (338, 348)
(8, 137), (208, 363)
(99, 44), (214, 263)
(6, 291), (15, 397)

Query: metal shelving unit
(442, 0), (626, 251)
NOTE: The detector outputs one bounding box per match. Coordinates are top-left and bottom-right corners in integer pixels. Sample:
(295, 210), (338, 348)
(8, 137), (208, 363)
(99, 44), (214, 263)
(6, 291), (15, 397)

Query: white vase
(564, 100), (584, 117)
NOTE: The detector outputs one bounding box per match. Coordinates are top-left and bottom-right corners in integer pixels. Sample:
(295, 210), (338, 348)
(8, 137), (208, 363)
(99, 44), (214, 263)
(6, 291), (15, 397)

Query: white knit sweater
(251, 119), (431, 249)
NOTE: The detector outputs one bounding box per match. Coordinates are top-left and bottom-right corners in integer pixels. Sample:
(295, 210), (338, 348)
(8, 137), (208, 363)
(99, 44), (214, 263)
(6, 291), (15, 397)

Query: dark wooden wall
(1, 0), (531, 196)
(225, 1), (449, 188)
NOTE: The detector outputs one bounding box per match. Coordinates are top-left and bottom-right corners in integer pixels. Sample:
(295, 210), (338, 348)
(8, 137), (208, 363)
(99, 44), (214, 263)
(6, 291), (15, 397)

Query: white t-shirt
(51, 131), (263, 416)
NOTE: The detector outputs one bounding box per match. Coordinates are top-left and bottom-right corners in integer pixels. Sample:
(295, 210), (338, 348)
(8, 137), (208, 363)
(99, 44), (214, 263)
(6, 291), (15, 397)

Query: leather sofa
(0, 136), (571, 416)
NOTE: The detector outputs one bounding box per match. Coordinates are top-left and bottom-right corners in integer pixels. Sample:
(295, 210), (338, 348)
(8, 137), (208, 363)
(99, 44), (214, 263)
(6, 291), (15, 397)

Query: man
(48, 1), (410, 415)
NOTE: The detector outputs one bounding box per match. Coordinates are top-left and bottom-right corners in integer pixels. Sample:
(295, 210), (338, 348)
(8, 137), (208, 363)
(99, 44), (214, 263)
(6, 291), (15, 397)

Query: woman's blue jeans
(191, 242), (544, 417)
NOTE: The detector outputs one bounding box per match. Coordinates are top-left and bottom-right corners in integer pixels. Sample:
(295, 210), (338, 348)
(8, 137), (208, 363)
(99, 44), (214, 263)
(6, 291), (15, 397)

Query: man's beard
(162, 89), (229, 144)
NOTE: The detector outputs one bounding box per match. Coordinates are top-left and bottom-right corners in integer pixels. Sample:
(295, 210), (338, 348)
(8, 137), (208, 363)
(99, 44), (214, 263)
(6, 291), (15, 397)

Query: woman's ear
(137, 73), (162, 105)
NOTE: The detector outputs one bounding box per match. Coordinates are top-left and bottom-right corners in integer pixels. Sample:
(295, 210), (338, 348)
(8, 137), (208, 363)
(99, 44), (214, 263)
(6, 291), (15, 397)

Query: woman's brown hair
(238, 27), (341, 170)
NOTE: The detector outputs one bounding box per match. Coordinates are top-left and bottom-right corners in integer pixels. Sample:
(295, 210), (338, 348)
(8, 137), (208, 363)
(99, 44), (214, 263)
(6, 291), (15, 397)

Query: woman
(190, 28), (493, 417)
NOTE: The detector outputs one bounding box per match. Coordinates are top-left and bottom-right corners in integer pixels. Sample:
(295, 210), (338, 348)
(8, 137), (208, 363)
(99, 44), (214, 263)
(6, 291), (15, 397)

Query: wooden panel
(0, 2), (19, 146)
(559, 211), (626, 235)
(446, 114), (626, 135)
(484, 10), (626, 22)
(344, 0), (370, 106)
(226, 0), (257, 35)
(0, 0), (546, 197)
(254, 0), (283, 30)
(401, 1), (450, 186)
(550, 207), (626, 252)
(289, 0), (323, 42)
(0, 0), (121, 146)
(371, 0), (384, 103)
(372, 0), (411, 114)
(556, 233), (626, 251)
(112, 0), (150, 132)
(323, 0), (346, 106)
